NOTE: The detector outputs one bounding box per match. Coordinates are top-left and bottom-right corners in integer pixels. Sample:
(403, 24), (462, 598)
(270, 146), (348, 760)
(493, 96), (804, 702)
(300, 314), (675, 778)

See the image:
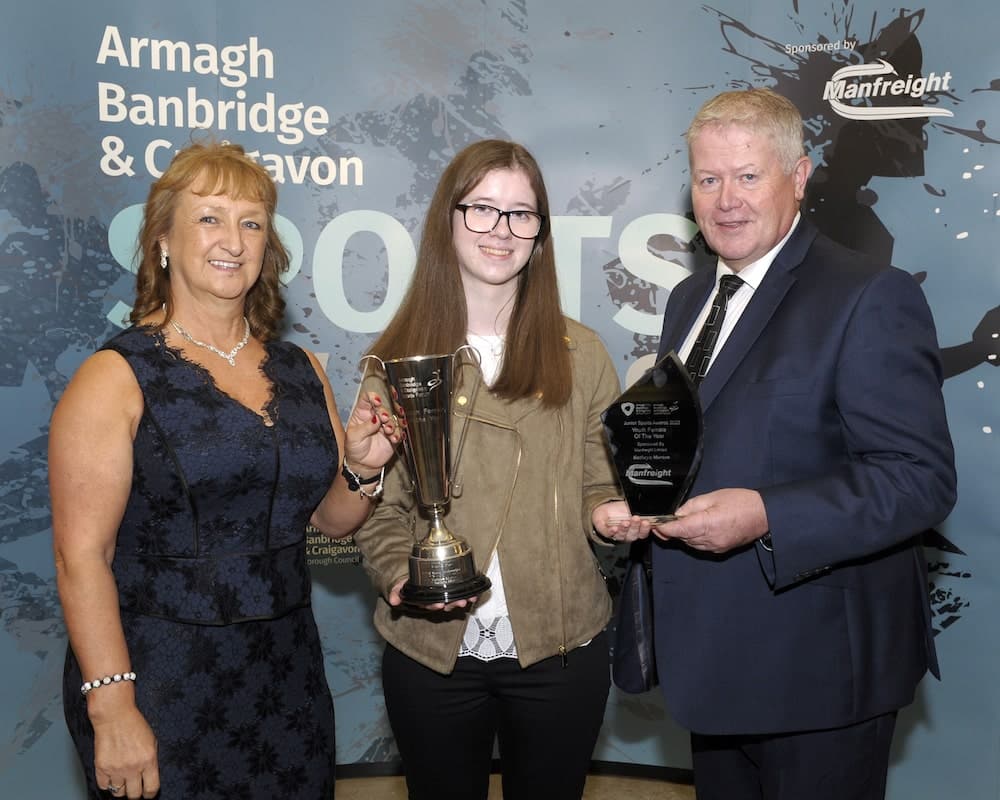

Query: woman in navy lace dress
(49, 141), (398, 799)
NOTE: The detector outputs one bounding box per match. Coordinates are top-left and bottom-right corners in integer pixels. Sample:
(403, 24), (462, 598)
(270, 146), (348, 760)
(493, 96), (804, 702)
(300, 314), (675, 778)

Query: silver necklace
(171, 316), (250, 367)
(468, 332), (505, 358)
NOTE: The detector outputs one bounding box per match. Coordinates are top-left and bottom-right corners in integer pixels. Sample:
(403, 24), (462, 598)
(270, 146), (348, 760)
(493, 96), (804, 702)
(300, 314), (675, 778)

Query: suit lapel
(659, 270), (715, 358)
(695, 220), (818, 411)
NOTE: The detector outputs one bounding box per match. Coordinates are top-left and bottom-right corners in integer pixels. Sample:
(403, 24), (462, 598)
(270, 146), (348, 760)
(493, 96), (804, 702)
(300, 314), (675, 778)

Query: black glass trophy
(601, 351), (703, 522)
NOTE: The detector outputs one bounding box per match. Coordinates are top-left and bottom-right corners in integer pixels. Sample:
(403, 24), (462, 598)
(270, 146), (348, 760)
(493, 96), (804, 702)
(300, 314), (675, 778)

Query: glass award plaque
(601, 351), (703, 522)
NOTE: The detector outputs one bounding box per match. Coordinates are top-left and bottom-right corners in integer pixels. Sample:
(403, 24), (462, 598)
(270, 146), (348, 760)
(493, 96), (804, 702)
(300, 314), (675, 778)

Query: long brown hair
(131, 139), (290, 340)
(368, 139), (571, 406)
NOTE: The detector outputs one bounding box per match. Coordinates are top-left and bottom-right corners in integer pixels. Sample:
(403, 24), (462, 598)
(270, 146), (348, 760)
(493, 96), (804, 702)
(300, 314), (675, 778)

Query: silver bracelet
(342, 460), (385, 499)
(80, 671), (136, 696)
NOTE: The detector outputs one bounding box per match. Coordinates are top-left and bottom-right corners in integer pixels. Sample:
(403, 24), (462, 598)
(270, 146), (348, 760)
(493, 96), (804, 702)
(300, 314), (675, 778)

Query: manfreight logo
(625, 464), (674, 486)
(822, 59), (954, 120)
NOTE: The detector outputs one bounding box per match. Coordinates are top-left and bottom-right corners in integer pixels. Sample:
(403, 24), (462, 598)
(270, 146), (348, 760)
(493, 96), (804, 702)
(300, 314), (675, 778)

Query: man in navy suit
(647, 88), (956, 798)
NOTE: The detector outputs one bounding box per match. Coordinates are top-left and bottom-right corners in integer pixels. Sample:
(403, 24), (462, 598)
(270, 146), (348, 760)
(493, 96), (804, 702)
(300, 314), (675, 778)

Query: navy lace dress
(63, 325), (339, 799)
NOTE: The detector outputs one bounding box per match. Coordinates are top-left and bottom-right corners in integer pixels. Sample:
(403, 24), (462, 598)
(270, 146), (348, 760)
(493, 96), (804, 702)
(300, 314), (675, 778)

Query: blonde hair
(686, 88), (806, 174)
(132, 139), (289, 340)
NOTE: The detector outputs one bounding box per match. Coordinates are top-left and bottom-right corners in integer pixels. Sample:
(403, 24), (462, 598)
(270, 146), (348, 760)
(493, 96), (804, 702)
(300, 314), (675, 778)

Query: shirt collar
(715, 212), (801, 291)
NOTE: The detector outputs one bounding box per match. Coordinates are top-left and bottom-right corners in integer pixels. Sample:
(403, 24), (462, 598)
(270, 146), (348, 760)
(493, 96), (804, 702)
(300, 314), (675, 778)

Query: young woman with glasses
(353, 139), (640, 800)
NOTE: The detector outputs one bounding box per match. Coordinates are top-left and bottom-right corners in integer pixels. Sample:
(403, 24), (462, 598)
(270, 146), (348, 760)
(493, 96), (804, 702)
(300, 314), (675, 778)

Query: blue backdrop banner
(1, 2), (996, 797)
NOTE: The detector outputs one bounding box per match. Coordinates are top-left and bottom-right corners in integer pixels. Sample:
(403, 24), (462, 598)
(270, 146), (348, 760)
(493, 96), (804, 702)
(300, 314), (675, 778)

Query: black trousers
(381, 632), (611, 800)
(691, 711), (898, 800)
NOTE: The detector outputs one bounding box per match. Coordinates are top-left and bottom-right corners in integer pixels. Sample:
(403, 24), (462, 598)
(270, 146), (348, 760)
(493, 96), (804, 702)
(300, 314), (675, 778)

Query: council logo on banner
(306, 526), (361, 568)
(822, 58), (955, 120)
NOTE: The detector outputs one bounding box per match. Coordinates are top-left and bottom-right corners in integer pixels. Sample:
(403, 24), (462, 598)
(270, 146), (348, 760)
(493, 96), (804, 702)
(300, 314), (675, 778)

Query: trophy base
(400, 573), (492, 605)
(400, 533), (491, 605)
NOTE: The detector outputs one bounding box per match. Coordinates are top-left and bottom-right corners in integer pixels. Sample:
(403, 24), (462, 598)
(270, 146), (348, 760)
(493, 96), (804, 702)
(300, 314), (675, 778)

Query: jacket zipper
(447, 410), (521, 663)
(554, 409), (569, 666)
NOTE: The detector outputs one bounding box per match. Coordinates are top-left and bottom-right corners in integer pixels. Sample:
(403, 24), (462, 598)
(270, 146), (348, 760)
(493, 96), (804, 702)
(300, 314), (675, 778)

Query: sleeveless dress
(63, 325), (339, 799)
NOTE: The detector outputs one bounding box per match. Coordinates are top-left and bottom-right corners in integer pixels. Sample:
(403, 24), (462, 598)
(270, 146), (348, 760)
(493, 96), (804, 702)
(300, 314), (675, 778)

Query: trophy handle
(357, 353), (415, 495)
(450, 344), (482, 485)
(358, 354), (391, 427)
(359, 353), (386, 376)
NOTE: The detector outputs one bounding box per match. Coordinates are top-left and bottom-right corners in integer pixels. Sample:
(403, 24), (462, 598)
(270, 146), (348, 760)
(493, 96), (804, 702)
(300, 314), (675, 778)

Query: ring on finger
(108, 782), (125, 794)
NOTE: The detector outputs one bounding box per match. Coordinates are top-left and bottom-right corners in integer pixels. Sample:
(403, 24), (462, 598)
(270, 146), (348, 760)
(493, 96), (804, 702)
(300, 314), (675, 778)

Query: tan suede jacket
(353, 318), (623, 674)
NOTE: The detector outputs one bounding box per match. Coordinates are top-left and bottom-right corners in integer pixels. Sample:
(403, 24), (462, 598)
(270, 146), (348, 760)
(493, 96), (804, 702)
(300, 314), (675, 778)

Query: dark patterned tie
(683, 274), (744, 386)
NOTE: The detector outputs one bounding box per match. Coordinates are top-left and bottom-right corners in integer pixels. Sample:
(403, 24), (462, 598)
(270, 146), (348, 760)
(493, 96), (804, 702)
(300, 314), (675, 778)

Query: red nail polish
(371, 415), (378, 424)
(373, 394), (382, 404)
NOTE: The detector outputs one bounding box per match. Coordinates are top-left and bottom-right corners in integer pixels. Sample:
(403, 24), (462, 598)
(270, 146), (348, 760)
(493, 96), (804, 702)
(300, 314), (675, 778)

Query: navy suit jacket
(653, 219), (956, 736)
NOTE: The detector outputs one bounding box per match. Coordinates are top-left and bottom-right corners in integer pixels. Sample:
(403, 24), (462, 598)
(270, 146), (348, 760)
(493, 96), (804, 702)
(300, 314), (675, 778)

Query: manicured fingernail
(373, 394), (382, 404)
(371, 415), (378, 424)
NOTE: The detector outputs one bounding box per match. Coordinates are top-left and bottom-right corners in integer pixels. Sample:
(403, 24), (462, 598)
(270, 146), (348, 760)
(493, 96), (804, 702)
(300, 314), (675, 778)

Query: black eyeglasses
(455, 203), (545, 240)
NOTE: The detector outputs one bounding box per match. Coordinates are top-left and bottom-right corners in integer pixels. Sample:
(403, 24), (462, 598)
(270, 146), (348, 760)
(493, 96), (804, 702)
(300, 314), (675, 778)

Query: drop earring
(160, 250), (168, 270)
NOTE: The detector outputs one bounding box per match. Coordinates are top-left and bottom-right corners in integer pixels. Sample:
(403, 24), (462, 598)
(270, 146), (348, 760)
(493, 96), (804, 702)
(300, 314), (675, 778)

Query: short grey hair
(686, 87), (806, 174)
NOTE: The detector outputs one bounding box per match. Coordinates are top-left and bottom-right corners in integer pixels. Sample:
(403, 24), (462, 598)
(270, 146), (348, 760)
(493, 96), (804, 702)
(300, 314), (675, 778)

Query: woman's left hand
(592, 501), (652, 544)
(343, 391), (402, 472)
